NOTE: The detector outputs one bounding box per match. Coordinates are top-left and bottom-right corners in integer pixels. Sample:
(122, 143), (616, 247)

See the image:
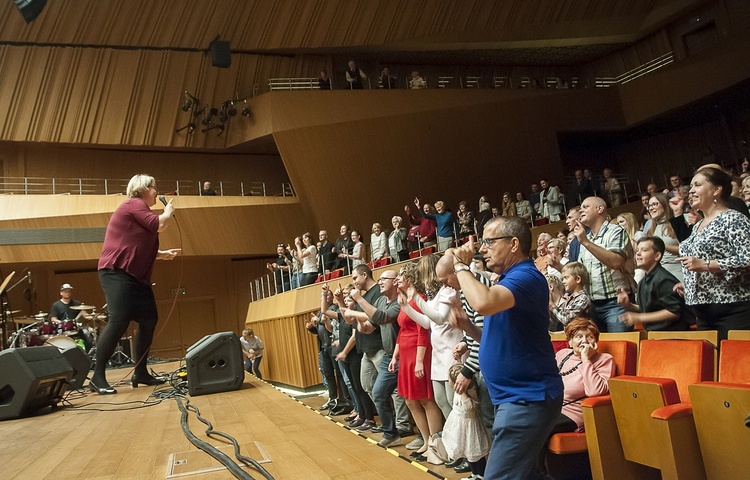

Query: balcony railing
(0, 177), (295, 197)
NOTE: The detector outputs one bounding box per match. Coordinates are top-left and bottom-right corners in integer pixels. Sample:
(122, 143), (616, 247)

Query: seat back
(719, 340), (750, 383)
(638, 339), (714, 402)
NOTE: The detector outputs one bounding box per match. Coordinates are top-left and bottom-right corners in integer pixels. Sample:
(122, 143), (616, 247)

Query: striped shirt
(459, 272), (493, 378)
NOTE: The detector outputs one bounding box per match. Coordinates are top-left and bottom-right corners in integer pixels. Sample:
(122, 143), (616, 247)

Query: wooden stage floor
(0, 362), (465, 480)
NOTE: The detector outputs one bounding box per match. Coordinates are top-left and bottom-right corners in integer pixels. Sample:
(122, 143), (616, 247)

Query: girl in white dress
(442, 363), (491, 480)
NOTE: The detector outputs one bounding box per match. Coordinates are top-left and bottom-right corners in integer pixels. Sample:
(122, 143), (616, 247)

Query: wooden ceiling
(0, 0), (710, 65)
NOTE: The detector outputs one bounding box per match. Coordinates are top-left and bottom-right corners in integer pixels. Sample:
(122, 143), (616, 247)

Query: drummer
(50, 283), (82, 323)
(50, 283), (92, 350)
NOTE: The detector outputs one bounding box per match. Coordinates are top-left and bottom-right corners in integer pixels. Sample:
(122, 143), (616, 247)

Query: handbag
(425, 432), (449, 465)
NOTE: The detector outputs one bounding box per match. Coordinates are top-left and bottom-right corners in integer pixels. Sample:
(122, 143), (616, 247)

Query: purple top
(98, 197), (160, 284)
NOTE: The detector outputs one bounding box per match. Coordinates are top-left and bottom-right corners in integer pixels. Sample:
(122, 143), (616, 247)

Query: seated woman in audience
(456, 201), (475, 238)
(646, 193), (683, 282)
(552, 318), (615, 434)
(516, 192), (533, 224)
(295, 233), (319, 286)
(676, 166), (750, 340)
(370, 223), (388, 261)
(388, 216), (409, 263)
(602, 168), (624, 207)
(390, 262), (444, 461)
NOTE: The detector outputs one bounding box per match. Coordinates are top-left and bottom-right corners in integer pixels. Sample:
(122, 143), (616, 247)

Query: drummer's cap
(60, 283), (73, 290)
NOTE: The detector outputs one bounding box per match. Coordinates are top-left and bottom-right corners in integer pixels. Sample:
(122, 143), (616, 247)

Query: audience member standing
(602, 168), (624, 207)
(318, 70), (332, 90)
(539, 179), (564, 222)
(370, 223), (388, 262)
(573, 169), (595, 205)
(574, 197), (634, 332)
(295, 233), (319, 286)
(388, 216), (409, 262)
(416, 197), (455, 252)
(676, 166), (750, 340)
(451, 218), (563, 479)
(334, 225), (355, 272)
(529, 183), (541, 222)
(345, 60), (367, 89)
(318, 230), (336, 275)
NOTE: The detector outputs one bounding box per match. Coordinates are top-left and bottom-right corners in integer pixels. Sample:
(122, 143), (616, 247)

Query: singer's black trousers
(94, 268), (158, 379)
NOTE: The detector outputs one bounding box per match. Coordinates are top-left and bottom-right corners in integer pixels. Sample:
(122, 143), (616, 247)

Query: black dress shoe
(320, 399), (335, 411)
(414, 454), (427, 462)
(88, 380), (117, 395)
(445, 457), (465, 468)
(330, 404), (353, 416)
(454, 460), (471, 473)
(131, 374), (166, 388)
(371, 425), (384, 433)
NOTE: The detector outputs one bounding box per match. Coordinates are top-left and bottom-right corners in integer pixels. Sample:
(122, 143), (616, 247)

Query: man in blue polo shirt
(452, 216), (563, 479)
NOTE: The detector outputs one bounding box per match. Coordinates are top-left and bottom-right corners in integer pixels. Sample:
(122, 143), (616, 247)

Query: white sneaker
(405, 436), (424, 450)
(377, 436), (403, 448)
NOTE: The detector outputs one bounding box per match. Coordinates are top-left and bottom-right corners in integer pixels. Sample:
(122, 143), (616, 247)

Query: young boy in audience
(617, 236), (691, 331)
(549, 262), (591, 330)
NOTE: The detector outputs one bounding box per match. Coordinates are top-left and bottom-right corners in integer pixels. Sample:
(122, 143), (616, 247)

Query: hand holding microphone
(159, 195), (175, 217)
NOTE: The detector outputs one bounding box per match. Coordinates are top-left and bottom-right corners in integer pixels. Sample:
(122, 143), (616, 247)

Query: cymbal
(34, 312), (49, 318)
(81, 316), (106, 327)
(13, 317), (38, 325)
(70, 304), (96, 311)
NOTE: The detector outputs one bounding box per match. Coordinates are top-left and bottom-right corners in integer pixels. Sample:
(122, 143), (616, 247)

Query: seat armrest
(651, 402), (692, 420)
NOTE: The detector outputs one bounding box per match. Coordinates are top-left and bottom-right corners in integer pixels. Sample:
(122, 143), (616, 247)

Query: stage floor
(0, 362), (465, 479)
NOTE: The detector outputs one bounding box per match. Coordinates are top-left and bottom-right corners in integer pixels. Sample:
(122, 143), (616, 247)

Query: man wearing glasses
(348, 269), (411, 447)
(451, 216), (563, 479)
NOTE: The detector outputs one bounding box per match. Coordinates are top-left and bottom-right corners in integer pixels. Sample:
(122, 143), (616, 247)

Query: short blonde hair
(372, 223), (382, 233)
(562, 262), (590, 289)
(126, 174), (155, 198)
(434, 200), (445, 210)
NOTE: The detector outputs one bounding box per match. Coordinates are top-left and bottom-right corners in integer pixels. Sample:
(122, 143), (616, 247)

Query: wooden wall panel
(267, 88), (623, 234)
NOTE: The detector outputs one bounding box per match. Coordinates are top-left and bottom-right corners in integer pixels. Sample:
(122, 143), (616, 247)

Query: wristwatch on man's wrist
(454, 264), (471, 274)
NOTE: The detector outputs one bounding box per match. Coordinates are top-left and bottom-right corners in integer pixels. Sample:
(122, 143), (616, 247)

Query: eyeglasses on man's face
(378, 276), (397, 283)
(480, 236), (514, 248)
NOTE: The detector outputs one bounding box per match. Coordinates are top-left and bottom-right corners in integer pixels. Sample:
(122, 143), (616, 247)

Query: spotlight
(241, 100), (251, 117)
(181, 99), (192, 112)
(218, 107), (229, 124)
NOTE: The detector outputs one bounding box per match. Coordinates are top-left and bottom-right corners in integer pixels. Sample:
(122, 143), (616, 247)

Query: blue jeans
(484, 395), (562, 480)
(338, 359), (359, 414)
(591, 298), (631, 333)
(244, 356), (263, 379)
(373, 354), (399, 439)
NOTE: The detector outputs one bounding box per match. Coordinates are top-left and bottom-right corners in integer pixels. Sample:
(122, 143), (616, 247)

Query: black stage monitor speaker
(59, 346), (92, 390)
(0, 346), (73, 421)
(15, 0), (47, 23)
(210, 40), (231, 68)
(186, 332), (244, 396)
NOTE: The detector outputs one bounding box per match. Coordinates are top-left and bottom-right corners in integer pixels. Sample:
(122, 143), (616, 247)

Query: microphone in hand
(159, 195), (175, 217)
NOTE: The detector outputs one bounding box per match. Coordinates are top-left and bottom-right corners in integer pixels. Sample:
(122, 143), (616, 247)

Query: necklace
(558, 351), (583, 376)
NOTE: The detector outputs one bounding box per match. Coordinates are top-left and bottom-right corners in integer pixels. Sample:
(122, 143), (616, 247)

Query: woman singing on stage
(89, 174), (179, 394)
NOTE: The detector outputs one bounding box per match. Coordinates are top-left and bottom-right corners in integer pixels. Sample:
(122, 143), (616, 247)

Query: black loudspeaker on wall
(185, 332), (244, 396)
(0, 346), (73, 421)
(210, 40), (231, 68)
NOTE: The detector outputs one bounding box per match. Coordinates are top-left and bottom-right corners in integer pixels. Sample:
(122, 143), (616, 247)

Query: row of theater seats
(546, 330), (750, 480)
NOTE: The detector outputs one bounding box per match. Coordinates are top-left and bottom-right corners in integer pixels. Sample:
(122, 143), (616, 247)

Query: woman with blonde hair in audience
(400, 255), (466, 421)
(390, 262), (444, 461)
(646, 193), (683, 282)
(370, 223), (388, 262)
(501, 192), (517, 217)
(616, 211), (646, 282)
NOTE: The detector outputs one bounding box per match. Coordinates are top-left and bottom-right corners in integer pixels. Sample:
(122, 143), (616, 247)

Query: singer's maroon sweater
(98, 197), (159, 285)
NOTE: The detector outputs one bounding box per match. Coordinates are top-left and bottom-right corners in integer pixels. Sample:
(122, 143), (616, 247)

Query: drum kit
(8, 304), (108, 363)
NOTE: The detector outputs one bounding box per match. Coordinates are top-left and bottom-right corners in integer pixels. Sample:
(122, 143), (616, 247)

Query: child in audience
(443, 363), (490, 480)
(549, 262), (591, 330)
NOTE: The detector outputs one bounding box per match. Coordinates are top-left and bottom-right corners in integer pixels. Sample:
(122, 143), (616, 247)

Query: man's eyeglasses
(480, 236), (514, 248)
(378, 276), (397, 283)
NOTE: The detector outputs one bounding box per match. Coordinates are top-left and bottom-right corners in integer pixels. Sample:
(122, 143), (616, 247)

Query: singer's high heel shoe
(88, 380), (117, 395)
(131, 374), (166, 388)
